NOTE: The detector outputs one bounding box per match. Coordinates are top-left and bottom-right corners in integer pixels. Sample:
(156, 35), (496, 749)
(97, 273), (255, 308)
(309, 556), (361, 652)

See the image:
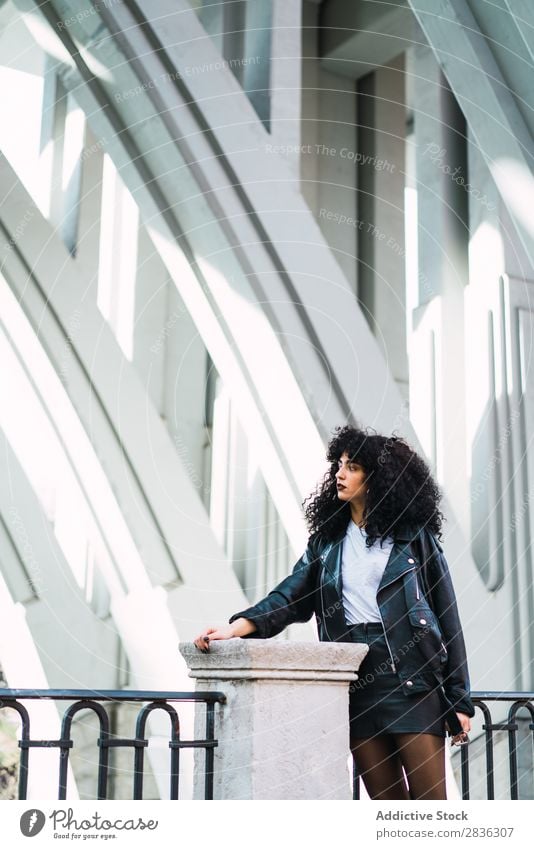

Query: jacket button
(419, 618), (427, 625)
(408, 557), (415, 564)
(406, 680), (413, 687)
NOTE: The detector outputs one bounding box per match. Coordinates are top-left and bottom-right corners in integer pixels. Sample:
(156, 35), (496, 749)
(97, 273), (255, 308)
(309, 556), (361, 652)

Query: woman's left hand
(456, 712), (471, 733)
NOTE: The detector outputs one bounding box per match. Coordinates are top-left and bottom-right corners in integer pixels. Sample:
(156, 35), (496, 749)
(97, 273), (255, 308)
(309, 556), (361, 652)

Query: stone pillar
(179, 639), (368, 800)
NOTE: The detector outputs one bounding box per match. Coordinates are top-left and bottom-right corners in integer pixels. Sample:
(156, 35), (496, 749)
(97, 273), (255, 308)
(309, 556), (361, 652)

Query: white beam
(407, 0), (534, 273)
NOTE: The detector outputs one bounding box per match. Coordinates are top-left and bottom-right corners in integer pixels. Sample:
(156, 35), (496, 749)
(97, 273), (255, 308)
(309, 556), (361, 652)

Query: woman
(194, 425), (475, 800)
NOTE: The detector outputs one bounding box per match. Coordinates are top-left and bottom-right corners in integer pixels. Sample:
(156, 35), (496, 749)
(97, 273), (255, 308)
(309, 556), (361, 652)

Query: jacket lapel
(376, 540), (417, 593)
(320, 524), (418, 599)
(319, 535), (345, 597)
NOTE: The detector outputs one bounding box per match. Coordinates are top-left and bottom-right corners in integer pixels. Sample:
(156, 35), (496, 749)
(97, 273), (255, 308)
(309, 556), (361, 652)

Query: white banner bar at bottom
(0, 799), (531, 848)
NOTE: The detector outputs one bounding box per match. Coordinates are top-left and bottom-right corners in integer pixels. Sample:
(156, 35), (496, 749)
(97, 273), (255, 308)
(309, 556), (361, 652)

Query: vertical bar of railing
(460, 742), (470, 799)
(7, 702), (30, 801)
(58, 705), (71, 800)
(133, 745), (145, 799)
(97, 720), (110, 800)
(133, 709), (146, 800)
(58, 738), (70, 800)
(478, 703), (495, 800)
(204, 701), (215, 800)
(169, 742), (180, 801)
(57, 737), (76, 799)
(508, 710), (519, 800)
(485, 726), (495, 800)
(167, 706), (180, 801)
(18, 746), (29, 801)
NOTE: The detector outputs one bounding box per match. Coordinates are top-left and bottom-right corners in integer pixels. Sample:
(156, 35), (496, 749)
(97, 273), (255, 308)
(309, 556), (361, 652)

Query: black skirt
(346, 622), (446, 738)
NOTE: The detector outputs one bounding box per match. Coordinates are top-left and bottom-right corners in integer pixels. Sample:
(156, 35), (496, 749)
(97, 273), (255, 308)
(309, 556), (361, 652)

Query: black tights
(351, 733), (447, 800)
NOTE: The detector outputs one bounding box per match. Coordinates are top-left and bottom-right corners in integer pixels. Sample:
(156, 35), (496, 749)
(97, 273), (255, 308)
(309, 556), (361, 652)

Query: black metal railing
(0, 689), (226, 800)
(352, 692), (534, 800)
(457, 693), (534, 800)
(6, 688), (531, 800)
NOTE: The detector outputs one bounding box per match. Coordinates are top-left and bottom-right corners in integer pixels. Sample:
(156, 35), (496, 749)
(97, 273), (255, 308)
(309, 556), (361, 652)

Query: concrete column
(357, 55), (407, 399)
(301, 1), (357, 290)
(411, 45), (469, 528)
(180, 639), (368, 800)
(414, 45), (469, 304)
(269, 0), (302, 157)
(242, 0), (273, 132)
(75, 122), (104, 296)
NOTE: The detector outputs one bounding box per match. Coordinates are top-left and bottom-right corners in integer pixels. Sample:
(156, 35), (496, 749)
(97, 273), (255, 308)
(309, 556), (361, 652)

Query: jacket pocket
(407, 603), (447, 668)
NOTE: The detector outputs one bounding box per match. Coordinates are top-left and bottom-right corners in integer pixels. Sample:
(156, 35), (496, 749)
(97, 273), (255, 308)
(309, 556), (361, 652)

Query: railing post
(179, 639), (368, 800)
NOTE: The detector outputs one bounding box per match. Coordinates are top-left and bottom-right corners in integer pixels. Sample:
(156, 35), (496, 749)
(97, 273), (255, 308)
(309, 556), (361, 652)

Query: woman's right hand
(193, 618), (257, 652)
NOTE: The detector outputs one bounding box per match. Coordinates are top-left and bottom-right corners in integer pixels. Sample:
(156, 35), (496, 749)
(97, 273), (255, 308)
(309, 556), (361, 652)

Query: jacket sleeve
(424, 534), (475, 717)
(228, 534), (320, 639)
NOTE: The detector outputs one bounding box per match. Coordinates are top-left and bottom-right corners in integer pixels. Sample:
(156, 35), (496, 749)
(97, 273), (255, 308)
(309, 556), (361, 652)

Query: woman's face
(335, 452), (368, 502)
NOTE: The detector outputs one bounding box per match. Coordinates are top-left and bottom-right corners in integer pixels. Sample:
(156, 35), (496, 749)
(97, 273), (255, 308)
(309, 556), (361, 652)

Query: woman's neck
(350, 504), (366, 528)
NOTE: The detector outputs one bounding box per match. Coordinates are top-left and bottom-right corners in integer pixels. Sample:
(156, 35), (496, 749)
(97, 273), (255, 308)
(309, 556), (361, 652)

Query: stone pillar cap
(179, 639), (368, 681)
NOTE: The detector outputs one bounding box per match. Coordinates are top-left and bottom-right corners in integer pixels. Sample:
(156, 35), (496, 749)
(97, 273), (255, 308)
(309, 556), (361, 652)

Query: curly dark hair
(302, 424), (445, 547)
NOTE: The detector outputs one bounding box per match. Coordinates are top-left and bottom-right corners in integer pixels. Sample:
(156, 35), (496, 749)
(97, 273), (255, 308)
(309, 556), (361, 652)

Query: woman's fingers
(456, 712), (471, 733)
(193, 629), (214, 651)
(193, 626), (233, 651)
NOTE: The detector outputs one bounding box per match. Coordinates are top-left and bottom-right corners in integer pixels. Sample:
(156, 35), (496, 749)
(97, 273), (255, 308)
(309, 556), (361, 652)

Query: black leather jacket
(229, 524), (475, 717)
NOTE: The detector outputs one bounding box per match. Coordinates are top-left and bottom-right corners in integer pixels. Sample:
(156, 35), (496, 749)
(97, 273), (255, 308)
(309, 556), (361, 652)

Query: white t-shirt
(341, 521), (394, 624)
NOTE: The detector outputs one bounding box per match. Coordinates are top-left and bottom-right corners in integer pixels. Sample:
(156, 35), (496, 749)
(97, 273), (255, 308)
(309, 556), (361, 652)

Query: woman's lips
(337, 484), (346, 490)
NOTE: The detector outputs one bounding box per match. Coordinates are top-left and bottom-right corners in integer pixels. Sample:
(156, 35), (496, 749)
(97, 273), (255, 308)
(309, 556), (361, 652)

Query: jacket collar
(319, 523), (419, 596)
